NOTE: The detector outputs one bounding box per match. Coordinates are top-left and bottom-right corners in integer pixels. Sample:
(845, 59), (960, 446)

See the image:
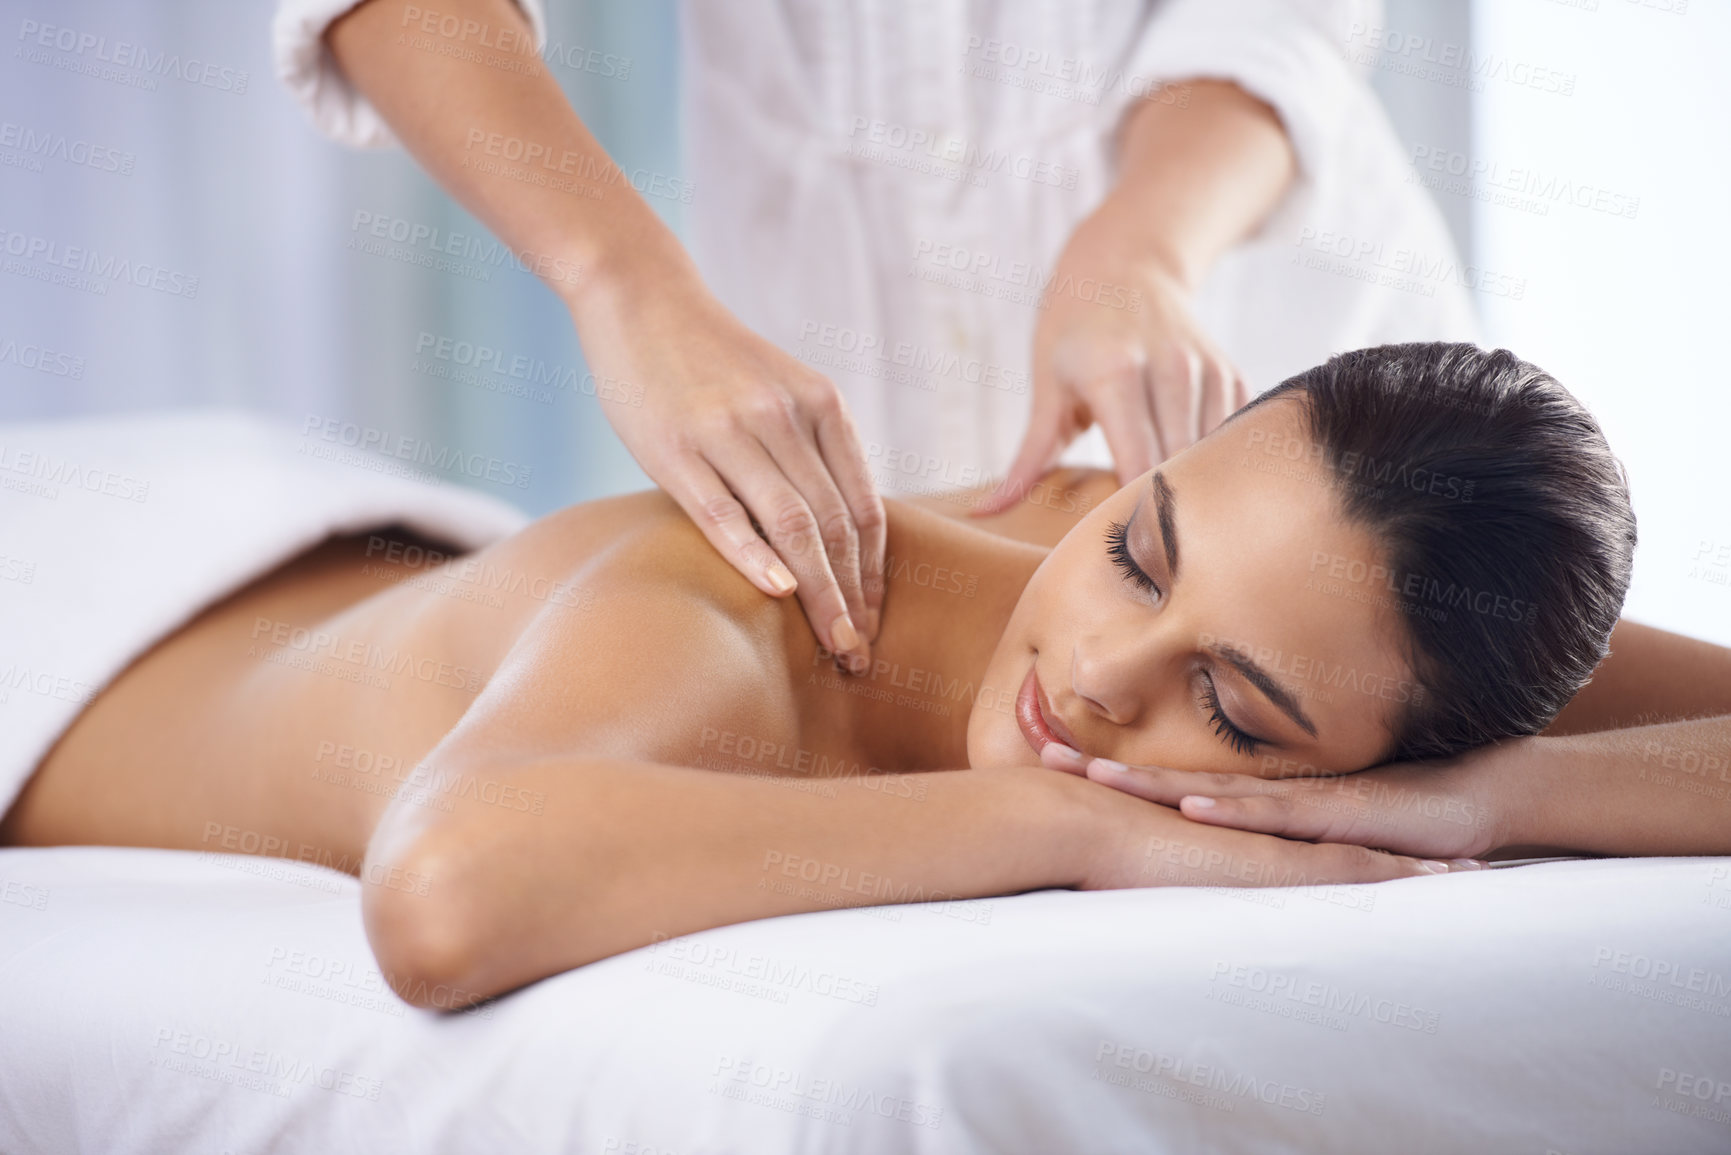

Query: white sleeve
(1116, 0), (1381, 232)
(272, 0), (550, 149)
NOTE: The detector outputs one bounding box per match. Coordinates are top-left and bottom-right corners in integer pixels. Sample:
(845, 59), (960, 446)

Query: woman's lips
(1015, 663), (1083, 756)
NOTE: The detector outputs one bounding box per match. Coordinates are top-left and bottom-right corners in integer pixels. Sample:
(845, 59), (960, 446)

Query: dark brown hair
(1246, 342), (1637, 761)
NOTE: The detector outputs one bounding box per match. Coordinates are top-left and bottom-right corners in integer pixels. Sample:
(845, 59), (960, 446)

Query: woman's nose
(1070, 629), (1162, 727)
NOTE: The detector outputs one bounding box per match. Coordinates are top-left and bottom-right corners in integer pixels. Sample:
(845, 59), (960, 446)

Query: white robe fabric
(274, 0), (1479, 492)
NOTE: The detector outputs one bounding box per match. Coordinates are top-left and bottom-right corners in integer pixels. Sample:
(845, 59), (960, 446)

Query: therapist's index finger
(813, 406), (887, 641)
(670, 457), (799, 598)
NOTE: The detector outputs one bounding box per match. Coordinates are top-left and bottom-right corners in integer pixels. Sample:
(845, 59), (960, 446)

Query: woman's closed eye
(1105, 517), (1161, 598)
(1106, 516), (1267, 757)
(1197, 670), (1265, 757)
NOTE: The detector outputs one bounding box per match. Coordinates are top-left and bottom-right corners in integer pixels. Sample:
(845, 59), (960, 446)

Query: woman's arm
(363, 752), (1462, 1007)
(323, 0), (887, 668)
(1077, 620), (1731, 860)
(1544, 619), (1731, 734)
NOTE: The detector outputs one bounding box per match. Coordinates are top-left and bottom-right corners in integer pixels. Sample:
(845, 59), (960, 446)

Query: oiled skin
(0, 475), (1107, 876)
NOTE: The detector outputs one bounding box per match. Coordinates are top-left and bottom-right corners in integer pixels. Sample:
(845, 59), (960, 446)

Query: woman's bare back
(0, 490), (845, 872)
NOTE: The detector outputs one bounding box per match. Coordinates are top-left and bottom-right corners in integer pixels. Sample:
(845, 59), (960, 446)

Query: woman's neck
(796, 501), (1046, 770)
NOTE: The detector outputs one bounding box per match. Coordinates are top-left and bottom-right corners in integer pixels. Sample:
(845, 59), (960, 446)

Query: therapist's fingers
(753, 404), (871, 652)
(1197, 355), (1235, 438)
(1087, 369), (1162, 487)
(809, 399), (887, 642)
(705, 436), (866, 670)
(1232, 369), (1253, 413)
(1146, 344), (1205, 460)
(661, 454), (802, 602)
(973, 388), (1067, 517)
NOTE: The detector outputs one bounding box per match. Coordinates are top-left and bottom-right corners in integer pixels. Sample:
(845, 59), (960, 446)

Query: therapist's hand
(973, 210), (1248, 515)
(1049, 741), (1511, 864)
(570, 262), (885, 670)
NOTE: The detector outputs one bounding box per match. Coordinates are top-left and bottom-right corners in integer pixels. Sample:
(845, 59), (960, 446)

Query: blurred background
(1, 0), (1726, 644)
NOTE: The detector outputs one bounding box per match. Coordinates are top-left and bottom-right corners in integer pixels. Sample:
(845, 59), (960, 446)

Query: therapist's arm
(979, 80), (1295, 512)
(325, 0), (886, 670)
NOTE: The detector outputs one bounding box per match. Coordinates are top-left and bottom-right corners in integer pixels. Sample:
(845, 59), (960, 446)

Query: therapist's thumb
(973, 401), (1065, 517)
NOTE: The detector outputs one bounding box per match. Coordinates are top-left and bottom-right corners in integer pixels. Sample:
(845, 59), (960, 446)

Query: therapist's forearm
(1100, 80), (1297, 292)
(325, 0), (690, 313)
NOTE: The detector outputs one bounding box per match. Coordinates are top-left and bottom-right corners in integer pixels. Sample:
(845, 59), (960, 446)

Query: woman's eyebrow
(1205, 641), (1320, 738)
(1152, 471), (1179, 579)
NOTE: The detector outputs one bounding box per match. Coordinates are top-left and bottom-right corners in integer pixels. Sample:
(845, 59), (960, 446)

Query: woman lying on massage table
(5, 343), (1729, 1010)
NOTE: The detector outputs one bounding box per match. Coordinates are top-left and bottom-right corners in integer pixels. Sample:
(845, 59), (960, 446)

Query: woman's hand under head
(968, 394), (1416, 781)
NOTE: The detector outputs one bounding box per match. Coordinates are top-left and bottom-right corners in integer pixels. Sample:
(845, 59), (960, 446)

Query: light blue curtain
(0, 0), (678, 515)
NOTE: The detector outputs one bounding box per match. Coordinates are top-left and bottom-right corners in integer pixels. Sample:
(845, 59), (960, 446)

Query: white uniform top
(275, 0), (1478, 491)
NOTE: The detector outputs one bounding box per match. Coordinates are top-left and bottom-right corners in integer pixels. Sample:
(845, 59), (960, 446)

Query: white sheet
(2, 845), (1728, 1153)
(0, 411), (529, 817)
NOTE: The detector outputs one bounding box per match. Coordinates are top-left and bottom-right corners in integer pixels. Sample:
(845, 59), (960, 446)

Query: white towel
(0, 411), (530, 818)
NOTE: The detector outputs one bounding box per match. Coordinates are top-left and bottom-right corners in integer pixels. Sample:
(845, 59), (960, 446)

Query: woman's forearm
(1503, 716), (1731, 857)
(1099, 79), (1297, 291)
(325, 0), (690, 313)
(363, 759), (1091, 1005)
(1545, 619), (1731, 735)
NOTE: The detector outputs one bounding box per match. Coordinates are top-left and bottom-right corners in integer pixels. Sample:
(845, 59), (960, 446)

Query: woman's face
(969, 396), (1419, 778)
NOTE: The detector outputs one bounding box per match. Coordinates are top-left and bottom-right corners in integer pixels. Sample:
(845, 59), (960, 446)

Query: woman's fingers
(1083, 753), (1494, 861)
(1176, 791), (1341, 842)
(1297, 841), (1483, 886)
(1081, 755), (1270, 803)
